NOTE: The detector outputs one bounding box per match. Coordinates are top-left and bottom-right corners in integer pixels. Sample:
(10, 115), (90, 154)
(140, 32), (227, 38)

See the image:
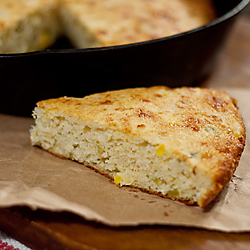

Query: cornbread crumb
(114, 174), (123, 185)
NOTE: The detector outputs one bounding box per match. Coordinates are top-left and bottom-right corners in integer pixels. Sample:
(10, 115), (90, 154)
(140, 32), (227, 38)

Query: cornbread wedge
(30, 86), (245, 207)
(0, 0), (60, 53)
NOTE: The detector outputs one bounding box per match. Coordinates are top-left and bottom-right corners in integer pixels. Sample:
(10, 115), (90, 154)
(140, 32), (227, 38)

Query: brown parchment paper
(0, 87), (250, 232)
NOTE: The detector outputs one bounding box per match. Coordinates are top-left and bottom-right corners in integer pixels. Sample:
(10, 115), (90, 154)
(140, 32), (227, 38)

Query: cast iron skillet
(0, 0), (249, 116)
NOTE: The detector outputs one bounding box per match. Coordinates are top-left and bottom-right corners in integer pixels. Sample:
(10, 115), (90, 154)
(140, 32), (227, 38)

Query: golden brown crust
(200, 96), (246, 207)
(201, 134), (245, 207)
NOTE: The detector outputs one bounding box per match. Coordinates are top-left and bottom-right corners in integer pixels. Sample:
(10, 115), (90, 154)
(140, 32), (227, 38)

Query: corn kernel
(114, 174), (123, 185)
(156, 144), (166, 156)
(96, 144), (103, 154)
(168, 189), (179, 197)
(234, 132), (240, 138)
(153, 178), (160, 186)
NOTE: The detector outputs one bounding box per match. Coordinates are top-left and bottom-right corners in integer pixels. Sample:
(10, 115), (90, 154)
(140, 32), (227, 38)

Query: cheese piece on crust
(0, 0), (61, 53)
(59, 0), (217, 48)
(30, 86), (246, 207)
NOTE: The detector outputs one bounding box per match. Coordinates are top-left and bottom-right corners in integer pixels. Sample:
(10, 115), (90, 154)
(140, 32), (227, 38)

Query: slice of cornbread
(30, 86), (246, 207)
(0, 0), (61, 53)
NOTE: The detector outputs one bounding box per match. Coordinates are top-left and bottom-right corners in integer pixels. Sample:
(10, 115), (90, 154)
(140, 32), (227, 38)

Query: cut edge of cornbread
(58, 3), (101, 49)
(30, 107), (216, 207)
(0, 1), (61, 54)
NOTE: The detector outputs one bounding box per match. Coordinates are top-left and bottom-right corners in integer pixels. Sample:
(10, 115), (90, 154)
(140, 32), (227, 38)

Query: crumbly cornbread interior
(30, 86), (246, 207)
(0, 0), (60, 53)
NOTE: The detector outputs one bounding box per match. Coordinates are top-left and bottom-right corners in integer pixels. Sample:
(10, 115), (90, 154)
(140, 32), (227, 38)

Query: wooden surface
(0, 16), (250, 250)
(203, 16), (250, 89)
(1, 206), (250, 250)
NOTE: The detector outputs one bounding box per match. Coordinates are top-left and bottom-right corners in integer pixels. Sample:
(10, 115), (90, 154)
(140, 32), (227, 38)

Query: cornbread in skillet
(30, 86), (245, 207)
(58, 0), (217, 48)
(0, 0), (216, 53)
(0, 0), (60, 53)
